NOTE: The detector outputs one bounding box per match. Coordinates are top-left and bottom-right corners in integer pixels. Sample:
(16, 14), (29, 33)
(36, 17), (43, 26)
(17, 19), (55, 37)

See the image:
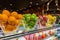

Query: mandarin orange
(8, 16), (16, 21)
(11, 11), (18, 17)
(15, 20), (20, 25)
(16, 14), (23, 19)
(2, 10), (10, 16)
(8, 16), (16, 25)
(0, 14), (2, 20)
(5, 24), (16, 31)
(1, 14), (8, 21)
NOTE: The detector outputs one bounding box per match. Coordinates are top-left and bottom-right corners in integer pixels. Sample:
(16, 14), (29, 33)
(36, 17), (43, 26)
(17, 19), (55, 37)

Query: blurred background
(0, 0), (60, 13)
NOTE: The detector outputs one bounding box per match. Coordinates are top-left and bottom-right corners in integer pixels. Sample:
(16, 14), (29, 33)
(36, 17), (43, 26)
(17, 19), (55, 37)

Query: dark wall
(0, 0), (60, 13)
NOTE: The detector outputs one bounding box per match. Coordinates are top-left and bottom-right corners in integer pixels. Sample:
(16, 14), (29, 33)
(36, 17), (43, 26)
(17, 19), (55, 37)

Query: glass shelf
(0, 24), (60, 40)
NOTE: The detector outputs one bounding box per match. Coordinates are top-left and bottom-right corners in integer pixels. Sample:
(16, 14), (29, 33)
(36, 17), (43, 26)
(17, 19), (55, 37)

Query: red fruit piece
(30, 34), (34, 40)
(33, 34), (38, 40)
(38, 35), (43, 40)
(49, 31), (54, 36)
(38, 15), (43, 20)
(43, 16), (48, 22)
(41, 33), (47, 39)
(25, 35), (30, 40)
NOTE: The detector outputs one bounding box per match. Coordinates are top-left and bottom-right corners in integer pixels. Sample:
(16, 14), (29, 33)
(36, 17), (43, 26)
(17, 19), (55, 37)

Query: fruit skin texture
(8, 16), (16, 25)
(2, 10), (10, 16)
(23, 14), (38, 29)
(43, 15), (48, 22)
(11, 11), (18, 18)
(5, 24), (16, 32)
(1, 14), (8, 22)
(47, 15), (56, 25)
(8, 16), (16, 21)
(16, 14), (23, 19)
(0, 14), (3, 23)
(38, 15), (43, 22)
(11, 11), (23, 20)
(15, 20), (20, 26)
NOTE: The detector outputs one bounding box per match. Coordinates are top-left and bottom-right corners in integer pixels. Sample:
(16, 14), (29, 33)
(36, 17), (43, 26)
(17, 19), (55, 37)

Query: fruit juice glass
(25, 35), (30, 40)
(38, 32), (43, 40)
(33, 33), (39, 40)
(30, 34), (34, 40)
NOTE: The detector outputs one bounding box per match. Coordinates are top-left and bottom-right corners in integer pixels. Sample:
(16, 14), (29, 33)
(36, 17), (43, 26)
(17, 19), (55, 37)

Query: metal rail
(0, 26), (59, 40)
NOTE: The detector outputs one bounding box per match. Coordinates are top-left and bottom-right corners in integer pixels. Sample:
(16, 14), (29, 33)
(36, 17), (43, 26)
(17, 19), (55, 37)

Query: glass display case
(0, 0), (60, 40)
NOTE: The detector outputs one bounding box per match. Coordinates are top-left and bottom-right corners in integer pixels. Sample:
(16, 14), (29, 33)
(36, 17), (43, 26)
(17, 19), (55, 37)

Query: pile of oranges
(0, 10), (23, 33)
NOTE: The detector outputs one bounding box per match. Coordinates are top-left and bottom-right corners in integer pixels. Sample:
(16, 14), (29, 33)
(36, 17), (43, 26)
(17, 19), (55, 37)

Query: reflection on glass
(55, 0), (59, 10)
(47, 0), (52, 11)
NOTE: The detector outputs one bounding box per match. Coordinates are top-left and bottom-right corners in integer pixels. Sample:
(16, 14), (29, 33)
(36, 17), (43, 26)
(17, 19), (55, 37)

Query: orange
(0, 14), (2, 20)
(11, 11), (18, 17)
(8, 16), (16, 21)
(0, 14), (3, 24)
(16, 14), (23, 19)
(5, 24), (16, 31)
(2, 10), (10, 16)
(8, 16), (16, 25)
(15, 20), (20, 25)
(1, 14), (8, 21)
